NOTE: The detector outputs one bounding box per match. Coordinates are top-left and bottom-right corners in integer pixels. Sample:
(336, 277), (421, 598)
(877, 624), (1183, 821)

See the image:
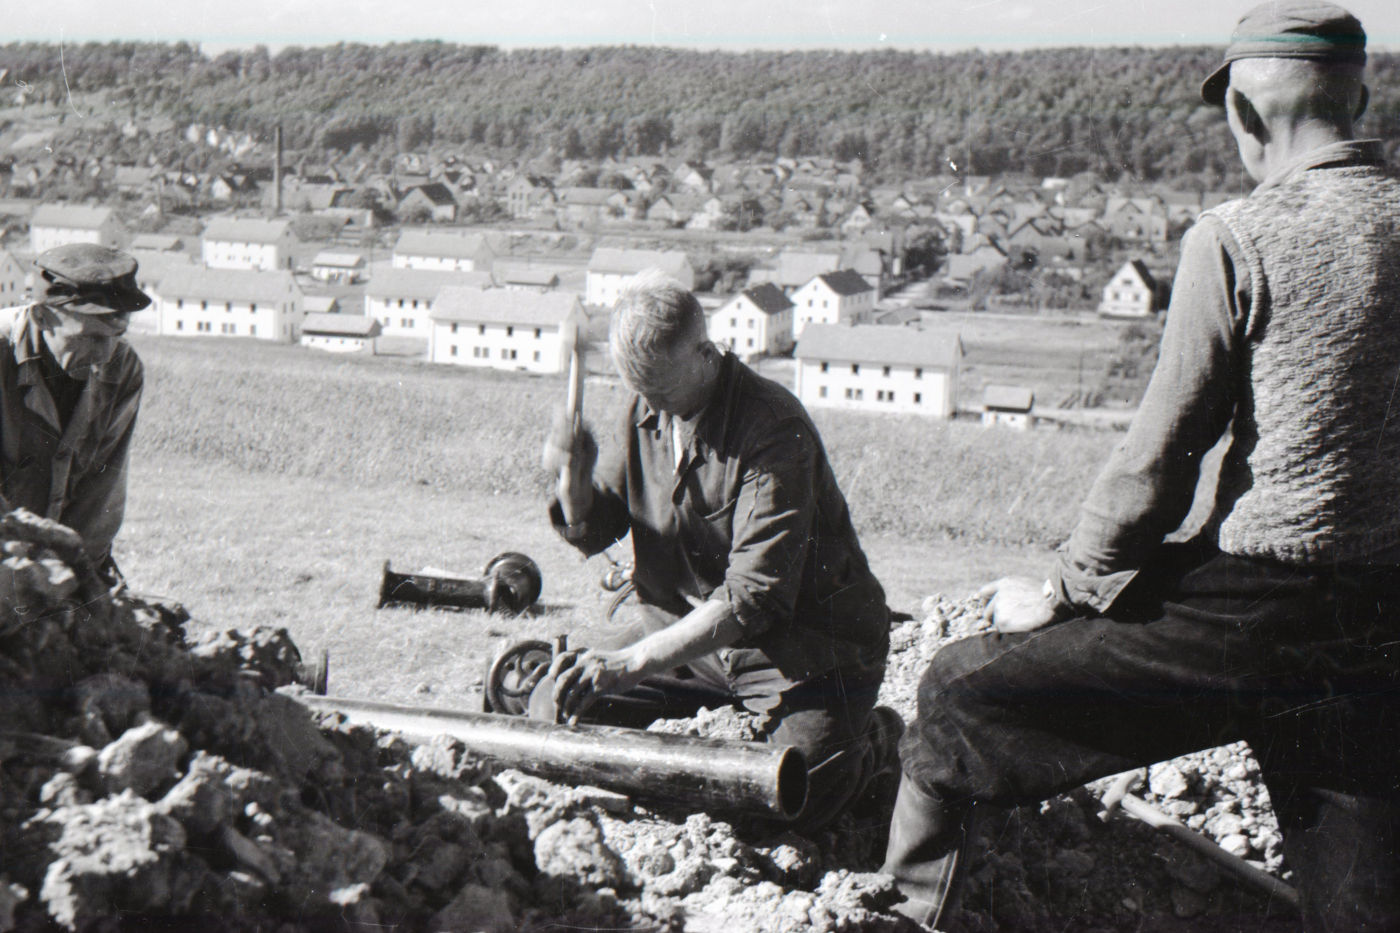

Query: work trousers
(897, 541), (1400, 933)
(587, 604), (885, 834)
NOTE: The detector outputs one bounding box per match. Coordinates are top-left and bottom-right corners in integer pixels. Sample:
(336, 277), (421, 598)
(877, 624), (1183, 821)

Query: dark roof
(796, 324), (963, 369)
(734, 282), (793, 315)
(401, 183), (457, 207)
(810, 269), (873, 297)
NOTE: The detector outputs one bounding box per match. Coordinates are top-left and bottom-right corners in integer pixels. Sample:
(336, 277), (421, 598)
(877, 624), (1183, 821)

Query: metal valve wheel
(484, 638), (554, 715)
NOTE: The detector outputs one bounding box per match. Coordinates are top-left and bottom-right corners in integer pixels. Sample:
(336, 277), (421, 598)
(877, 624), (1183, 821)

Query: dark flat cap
(35, 243), (151, 314)
(1202, 1), (1366, 105)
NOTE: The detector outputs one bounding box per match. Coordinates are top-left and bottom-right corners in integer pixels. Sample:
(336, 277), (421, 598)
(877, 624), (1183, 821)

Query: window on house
(506, 326), (514, 337)
(451, 323), (458, 334)
(534, 328), (542, 339)
(226, 303), (232, 313)
(820, 362), (828, 373)
(747, 338), (754, 348)
(876, 390), (885, 401)
(250, 303), (257, 313)
(478, 324), (486, 335)
(915, 368), (923, 379)
(201, 301), (208, 311)
(887, 392), (895, 403)
(883, 366), (891, 377)
(533, 351), (541, 362)
(851, 364), (860, 375)
(412, 300), (419, 309)
(844, 388), (854, 399)
(176, 320), (183, 331)
(747, 319), (754, 329)
(819, 386), (827, 398)
(176, 299), (183, 310)
(730, 318), (737, 327)
(450, 346), (458, 356)
(914, 393), (922, 403)
(854, 388), (863, 400)
(401, 318), (411, 328)
(508, 349), (518, 360)
(398, 299), (404, 308)
(501, 348), (509, 359)
(249, 325), (256, 336)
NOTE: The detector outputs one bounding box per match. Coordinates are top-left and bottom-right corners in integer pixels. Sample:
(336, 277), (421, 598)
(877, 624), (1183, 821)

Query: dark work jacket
(551, 352), (889, 682)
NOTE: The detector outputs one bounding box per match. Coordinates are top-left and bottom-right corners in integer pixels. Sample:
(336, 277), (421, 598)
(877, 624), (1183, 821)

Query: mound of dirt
(0, 507), (1293, 932)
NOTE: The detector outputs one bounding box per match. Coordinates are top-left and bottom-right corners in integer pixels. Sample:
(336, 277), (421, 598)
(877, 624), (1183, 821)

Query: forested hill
(3, 41), (1398, 185)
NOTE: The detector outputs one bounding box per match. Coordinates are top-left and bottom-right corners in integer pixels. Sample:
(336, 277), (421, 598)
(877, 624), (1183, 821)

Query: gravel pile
(0, 507), (1294, 932)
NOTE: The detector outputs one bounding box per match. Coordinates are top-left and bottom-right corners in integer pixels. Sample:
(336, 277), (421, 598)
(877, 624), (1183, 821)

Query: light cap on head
(34, 243), (151, 315)
(1201, 0), (1366, 106)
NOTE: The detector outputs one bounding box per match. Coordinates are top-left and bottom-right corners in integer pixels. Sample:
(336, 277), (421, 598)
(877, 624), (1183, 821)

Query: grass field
(118, 332), (1119, 707)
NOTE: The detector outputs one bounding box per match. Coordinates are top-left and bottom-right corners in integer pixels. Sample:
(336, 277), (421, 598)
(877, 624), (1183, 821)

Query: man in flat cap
(0, 243), (150, 576)
(884, 3), (1400, 930)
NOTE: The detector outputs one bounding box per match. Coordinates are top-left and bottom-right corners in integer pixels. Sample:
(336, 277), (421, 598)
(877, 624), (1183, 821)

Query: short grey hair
(609, 268), (708, 388)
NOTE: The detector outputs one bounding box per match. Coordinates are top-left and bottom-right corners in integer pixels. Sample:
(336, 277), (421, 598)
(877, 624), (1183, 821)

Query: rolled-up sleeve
(1053, 217), (1248, 612)
(720, 420), (818, 636)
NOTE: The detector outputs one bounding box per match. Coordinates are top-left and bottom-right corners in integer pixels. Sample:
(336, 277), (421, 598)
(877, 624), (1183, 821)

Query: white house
(126, 249), (195, 333)
(391, 230), (495, 272)
(708, 283), (794, 360)
(30, 204), (130, 254)
(427, 288), (585, 374)
(794, 324), (963, 418)
(201, 217), (296, 271)
(0, 250), (28, 308)
(156, 266), (304, 342)
(982, 384), (1035, 430)
(790, 270), (876, 338)
(300, 312), (381, 353)
(310, 251), (366, 284)
(585, 248), (694, 307)
(1098, 259), (1159, 317)
(364, 266), (495, 338)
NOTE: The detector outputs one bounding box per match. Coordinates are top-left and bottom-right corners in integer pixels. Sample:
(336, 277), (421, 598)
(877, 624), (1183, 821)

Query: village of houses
(0, 134), (1205, 427)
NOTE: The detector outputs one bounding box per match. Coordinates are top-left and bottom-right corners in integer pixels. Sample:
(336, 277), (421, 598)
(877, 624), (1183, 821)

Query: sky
(7, 0), (1399, 54)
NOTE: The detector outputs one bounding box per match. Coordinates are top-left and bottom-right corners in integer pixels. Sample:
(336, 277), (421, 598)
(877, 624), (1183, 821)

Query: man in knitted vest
(885, 4), (1400, 931)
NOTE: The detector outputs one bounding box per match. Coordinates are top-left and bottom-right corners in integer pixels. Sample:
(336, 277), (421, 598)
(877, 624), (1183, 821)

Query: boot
(881, 771), (973, 930)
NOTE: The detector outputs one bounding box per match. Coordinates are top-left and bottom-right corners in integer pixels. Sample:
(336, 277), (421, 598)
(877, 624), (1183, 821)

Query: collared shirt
(551, 352), (888, 681)
(1052, 140), (1391, 612)
(0, 305), (143, 565)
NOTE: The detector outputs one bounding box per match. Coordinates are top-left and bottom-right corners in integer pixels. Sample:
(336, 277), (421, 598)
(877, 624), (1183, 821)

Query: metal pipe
(299, 694), (808, 821)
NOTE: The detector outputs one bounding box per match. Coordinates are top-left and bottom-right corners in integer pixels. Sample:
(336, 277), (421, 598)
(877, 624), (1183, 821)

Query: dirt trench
(0, 509), (1292, 932)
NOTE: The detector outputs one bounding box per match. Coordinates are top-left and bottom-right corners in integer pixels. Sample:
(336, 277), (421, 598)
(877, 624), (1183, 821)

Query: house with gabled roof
(1103, 195), (1168, 243)
(365, 266), (496, 337)
(127, 249), (195, 332)
(397, 183), (459, 223)
(790, 269), (876, 338)
(585, 248), (694, 307)
(311, 251), (367, 284)
(201, 216), (295, 271)
(506, 174), (555, 220)
(155, 266), (303, 341)
(300, 312), (381, 354)
(748, 249), (841, 296)
(708, 283), (795, 359)
(427, 287), (585, 374)
(795, 324), (963, 418)
(392, 230), (494, 273)
(0, 250), (27, 308)
(30, 203), (129, 254)
(494, 264), (560, 291)
(1098, 259), (1161, 318)
(982, 384), (1035, 430)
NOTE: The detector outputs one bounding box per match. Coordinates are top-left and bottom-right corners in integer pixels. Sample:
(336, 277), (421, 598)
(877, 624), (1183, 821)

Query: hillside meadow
(118, 334), (1120, 704)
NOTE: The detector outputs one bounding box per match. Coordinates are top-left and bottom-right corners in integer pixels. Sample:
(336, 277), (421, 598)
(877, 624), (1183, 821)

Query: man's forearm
(630, 598), (744, 677)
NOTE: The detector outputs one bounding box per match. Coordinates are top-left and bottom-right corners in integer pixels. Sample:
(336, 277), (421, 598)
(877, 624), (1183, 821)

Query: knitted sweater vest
(1207, 162), (1400, 565)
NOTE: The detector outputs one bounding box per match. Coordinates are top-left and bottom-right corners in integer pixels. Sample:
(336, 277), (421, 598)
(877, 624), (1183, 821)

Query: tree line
(3, 41), (1397, 188)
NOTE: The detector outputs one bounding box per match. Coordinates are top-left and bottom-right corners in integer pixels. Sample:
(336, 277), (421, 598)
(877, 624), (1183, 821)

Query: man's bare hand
(547, 647), (645, 725)
(541, 407), (597, 525)
(976, 576), (1066, 634)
